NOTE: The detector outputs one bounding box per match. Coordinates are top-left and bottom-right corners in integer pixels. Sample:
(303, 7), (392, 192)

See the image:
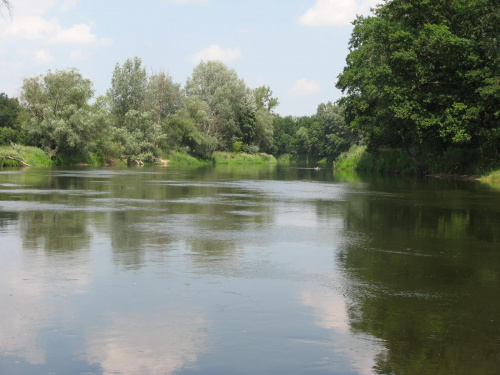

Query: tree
(108, 57), (148, 123)
(146, 71), (183, 124)
(336, 0), (500, 170)
(254, 109), (274, 152)
(107, 57), (167, 160)
(0, 93), (19, 129)
(316, 102), (356, 158)
(254, 86), (279, 113)
(20, 68), (95, 158)
(0, 93), (22, 145)
(185, 61), (257, 149)
(272, 115), (300, 155)
(163, 98), (218, 158)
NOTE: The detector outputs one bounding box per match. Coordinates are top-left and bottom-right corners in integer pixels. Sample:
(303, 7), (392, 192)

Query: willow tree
(20, 68), (96, 158)
(185, 61), (257, 150)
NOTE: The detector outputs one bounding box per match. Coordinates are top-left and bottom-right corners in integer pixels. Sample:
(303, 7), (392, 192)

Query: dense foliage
(0, 93), (23, 145)
(5, 0), (499, 172)
(337, 0), (500, 172)
(2, 57), (348, 165)
(272, 102), (354, 160)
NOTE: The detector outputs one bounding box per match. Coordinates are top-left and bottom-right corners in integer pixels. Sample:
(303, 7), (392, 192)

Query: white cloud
(290, 79), (322, 96)
(35, 48), (55, 63)
(6, 16), (59, 41)
(191, 44), (242, 63)
(299, 0), (380, 27)
(51, 23), (97, 43)
(7, 0), (58, 17)
(86, 311), (210, 375)
(17, 47), (55, 64)
(5, 16), (112, 45)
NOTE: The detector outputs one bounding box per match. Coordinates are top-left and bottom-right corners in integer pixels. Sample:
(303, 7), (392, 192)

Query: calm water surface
(1, 166), (499, 375)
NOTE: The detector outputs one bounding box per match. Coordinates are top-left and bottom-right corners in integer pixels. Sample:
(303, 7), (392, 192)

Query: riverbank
(0, 146), (278, 168)
(212, 151), (277, 165)
(0, 145), (53, 167)
(335, 145), (500, 181)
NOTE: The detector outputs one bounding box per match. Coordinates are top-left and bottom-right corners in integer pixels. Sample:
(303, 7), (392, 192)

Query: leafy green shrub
(213, 151), (277, 165)
(232, 141), (243, 153)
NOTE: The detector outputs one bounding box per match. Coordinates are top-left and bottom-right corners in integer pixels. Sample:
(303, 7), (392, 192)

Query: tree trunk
(49, 146), (60, 159)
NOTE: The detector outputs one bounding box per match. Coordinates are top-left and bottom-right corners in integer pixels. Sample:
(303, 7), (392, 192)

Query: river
(1, 165), (499, 374)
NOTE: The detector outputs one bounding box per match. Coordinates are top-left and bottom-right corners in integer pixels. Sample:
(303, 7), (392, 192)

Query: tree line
(336, 0), (500, 173)
(2, 0), (498, 172)
(0, 58), (350, 164)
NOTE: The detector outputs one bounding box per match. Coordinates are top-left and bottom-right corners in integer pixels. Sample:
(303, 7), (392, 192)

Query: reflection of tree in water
(20, 210), (91, 252)
(103, 170), (274, 269)
(0, 210), (17, 229)
(107, 210), (178, 270)
(338, 193), (500, 374)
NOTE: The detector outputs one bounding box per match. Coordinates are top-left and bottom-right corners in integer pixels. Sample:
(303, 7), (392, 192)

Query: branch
(1, 0), (12, 18)
(5, 156), (31, 167)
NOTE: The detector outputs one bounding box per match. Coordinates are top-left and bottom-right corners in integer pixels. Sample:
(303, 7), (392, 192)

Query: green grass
(53, 151), (107, 166)
(276, 153), (295, 165)
(335, 144), (500, 177)
(335, 145), (414, 174)
(335, 145), (371, 170)
(165, 150), (213, 166)
(213, 151), (277, 165)
(276, 154), (332, 167)
(479, 169), (500, 181)
(0, 145), (53, 167)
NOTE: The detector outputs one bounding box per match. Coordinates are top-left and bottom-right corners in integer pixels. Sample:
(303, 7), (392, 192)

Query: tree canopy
(20, 68), (96, 157)
(336, 0), (500, 170)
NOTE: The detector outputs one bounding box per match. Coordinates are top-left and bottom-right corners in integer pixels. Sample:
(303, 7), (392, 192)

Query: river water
(0, 165), (499, 375)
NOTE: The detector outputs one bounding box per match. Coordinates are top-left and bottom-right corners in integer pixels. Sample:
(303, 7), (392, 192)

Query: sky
(0, 0), (380, 116)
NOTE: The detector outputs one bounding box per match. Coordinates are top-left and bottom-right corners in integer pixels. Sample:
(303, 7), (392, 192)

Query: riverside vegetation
(1, 0), (499, 179)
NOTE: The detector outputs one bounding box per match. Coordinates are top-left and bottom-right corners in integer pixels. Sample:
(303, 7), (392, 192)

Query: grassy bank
(479, 170), (500, 181)
(276, 153), (330, 167)
(0, 146), (279, 168)
(0, 145), (53, 167)
(335, 145), (414, 174)
(213, 151), (277, 165)
(335, 145), (500, 179)
(164, 151), (212, 166)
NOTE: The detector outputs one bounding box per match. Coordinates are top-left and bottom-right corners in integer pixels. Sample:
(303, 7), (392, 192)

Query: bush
(213, 151), (277, 165)
(232, 141), (243, 153)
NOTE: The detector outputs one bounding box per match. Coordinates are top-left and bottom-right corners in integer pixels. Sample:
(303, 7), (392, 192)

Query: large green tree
(163, 97), (218, 158)
(336, 0), (500, 170)
(146, 71), (183, 124)
(254, 86), (279, 113)
(185, 61), (257, 149)
(0, 93), (22, 145)
(107, 57), (165, 159)
(20, 68), (96, 157)
(108, 57), (148, 123)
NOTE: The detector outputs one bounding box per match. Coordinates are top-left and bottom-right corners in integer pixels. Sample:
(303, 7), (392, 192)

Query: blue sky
(0, 0), (380, 116)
